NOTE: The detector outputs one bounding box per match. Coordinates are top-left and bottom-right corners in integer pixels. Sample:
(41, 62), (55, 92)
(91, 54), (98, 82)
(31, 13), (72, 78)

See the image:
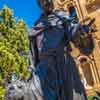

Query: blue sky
(0, 0), (42, 29)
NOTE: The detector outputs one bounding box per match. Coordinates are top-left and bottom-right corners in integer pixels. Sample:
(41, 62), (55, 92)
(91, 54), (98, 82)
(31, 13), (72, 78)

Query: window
(86, 0), (100, 13)
(80, 57), (94, 87)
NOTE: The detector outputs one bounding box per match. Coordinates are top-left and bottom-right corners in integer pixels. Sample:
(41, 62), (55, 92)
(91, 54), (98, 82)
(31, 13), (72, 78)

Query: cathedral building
(53, 0), (100, 96)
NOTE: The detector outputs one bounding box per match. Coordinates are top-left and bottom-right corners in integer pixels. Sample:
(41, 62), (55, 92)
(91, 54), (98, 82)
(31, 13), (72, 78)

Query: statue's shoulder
(29, 15), (45, 37)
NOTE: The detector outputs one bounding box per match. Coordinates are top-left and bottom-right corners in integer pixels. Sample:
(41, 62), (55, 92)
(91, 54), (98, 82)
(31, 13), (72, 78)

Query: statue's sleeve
(28, 20), (45, 66)
(29, 22), (44, 37)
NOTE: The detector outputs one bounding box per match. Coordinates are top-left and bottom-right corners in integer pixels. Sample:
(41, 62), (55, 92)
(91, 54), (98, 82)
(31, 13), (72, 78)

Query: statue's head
(5, 80), (27, 100)
(37, 0), (53, 14)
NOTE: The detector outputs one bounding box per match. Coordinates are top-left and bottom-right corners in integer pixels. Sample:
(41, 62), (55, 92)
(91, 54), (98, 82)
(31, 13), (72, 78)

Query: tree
(0, 6), (30, 99)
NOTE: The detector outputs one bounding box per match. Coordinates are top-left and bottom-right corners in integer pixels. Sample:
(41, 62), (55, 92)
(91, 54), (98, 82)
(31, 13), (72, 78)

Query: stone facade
(53, 0), (100, 96)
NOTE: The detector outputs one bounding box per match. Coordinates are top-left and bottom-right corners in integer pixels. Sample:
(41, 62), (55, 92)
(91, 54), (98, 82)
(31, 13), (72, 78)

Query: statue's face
(39, 0), (53, 14)
(6, 80), (26, 100)
(5, 80), (40, 100)
(39, 0), (47, 7)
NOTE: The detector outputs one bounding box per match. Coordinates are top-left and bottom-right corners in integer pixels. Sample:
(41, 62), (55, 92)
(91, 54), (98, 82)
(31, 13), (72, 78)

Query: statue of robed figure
(28, 0), (96, 100)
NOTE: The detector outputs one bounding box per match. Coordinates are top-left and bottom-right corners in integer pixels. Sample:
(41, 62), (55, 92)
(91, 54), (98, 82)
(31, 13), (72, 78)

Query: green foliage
(0, 86), (6, 100)
(0, 6), (30, 99)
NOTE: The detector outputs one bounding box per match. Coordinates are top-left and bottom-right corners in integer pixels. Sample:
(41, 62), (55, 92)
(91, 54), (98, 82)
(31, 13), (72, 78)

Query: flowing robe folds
(30, 11), (88, 100)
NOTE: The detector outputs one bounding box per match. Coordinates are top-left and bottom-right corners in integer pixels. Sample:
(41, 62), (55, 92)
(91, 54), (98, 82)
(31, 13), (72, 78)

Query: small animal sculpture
(4, 79), (43, 100)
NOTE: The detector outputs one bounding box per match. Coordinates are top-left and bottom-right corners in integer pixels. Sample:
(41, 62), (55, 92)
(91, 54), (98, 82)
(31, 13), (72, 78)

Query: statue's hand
(81, 18), (97, 33)
(71, 20), (95, 56)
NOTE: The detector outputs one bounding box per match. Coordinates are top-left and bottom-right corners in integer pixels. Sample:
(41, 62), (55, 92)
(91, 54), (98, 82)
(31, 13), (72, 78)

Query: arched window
(80, 57), (94, 87)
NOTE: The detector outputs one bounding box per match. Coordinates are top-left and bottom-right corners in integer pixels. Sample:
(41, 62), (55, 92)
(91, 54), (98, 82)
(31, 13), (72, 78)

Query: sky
(0, 0), (42, 29)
